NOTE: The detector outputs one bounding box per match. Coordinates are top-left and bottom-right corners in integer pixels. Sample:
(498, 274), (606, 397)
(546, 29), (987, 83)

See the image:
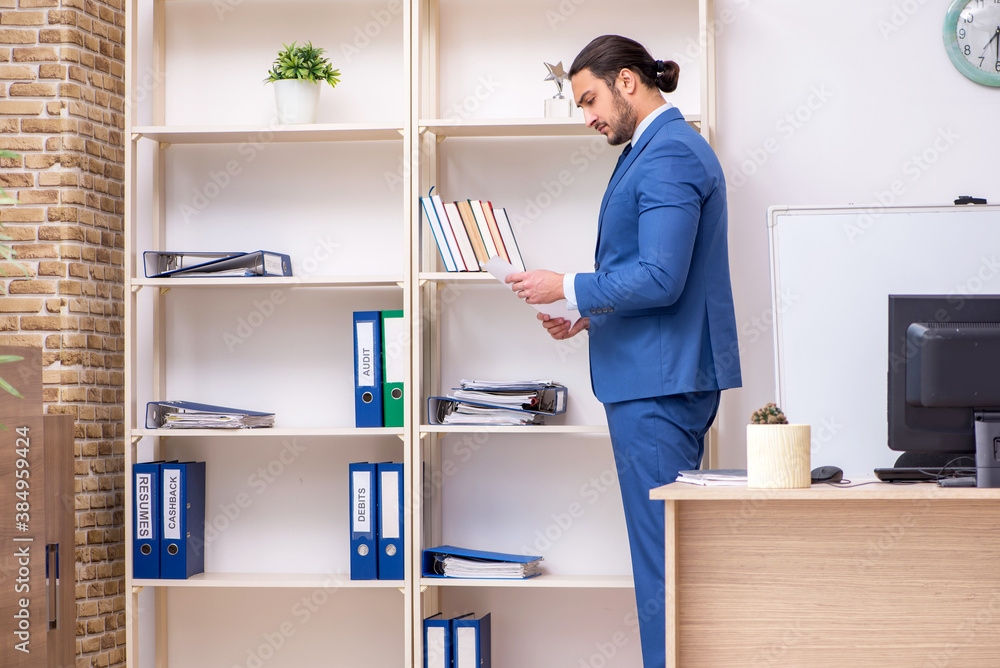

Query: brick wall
(0, 0), (125, 666)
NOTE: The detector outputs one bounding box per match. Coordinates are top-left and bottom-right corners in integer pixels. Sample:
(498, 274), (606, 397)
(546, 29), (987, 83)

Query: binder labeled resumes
(132, 462), (161, 579)
(160, 461), (206, 580)
(453, 613), (492, 668)
(349, 462), (379, 579)
(377, 462), (404, 580)
(143, 250), (292, 278)
(381, 310), (405, 429)
(423, 613), (451, 668)
(354, 311), (384, 428)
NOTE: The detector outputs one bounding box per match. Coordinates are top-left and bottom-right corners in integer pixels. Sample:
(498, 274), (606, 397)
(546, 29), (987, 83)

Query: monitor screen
(887, 294), (1000, 455)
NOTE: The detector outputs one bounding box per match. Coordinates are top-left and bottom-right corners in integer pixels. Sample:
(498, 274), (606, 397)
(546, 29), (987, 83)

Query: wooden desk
(649, 482), (1000, 668)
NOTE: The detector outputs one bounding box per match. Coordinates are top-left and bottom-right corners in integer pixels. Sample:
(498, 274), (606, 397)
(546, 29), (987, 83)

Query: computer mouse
(811, 466), (843, 484)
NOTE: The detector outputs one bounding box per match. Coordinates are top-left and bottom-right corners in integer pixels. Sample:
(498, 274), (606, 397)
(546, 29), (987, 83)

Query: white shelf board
(132, 572), (404, 589)
(132, 123), (404, 145)
(132, 427), (404, 438)
(420, 425), (608, 435)
(418, 272), (492, 284)
(131, 275), (404, 289)
(420, 574), (633, 589)
(420, 115), (701, 138)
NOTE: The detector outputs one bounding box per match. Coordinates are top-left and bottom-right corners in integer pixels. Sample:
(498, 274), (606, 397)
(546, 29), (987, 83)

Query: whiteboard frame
(767, 203), (1000, 472)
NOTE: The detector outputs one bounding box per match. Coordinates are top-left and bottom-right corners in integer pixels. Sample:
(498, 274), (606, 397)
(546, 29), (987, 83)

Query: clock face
(944, 0), (1000, 86)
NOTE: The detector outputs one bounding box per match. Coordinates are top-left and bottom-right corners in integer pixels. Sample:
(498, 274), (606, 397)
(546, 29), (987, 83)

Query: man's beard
(605, 86), (637, 146)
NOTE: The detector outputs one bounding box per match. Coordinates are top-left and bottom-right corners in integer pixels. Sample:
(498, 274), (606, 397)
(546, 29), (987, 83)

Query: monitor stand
(974, 411), (1000, 488)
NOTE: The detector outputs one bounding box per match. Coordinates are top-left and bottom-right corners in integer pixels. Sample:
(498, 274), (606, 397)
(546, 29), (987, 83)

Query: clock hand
(982, 26), (1000, 58)
(995, 26), (1000, 67)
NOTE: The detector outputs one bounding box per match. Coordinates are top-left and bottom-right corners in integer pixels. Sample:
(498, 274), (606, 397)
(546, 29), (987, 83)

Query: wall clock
(944, 0), (1000, 86)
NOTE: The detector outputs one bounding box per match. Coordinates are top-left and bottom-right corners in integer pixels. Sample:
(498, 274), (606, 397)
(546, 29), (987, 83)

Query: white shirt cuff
(563, 273), (578, 309)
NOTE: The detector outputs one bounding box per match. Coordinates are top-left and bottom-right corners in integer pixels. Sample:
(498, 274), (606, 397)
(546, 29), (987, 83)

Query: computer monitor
(888, 295), (1000, 487)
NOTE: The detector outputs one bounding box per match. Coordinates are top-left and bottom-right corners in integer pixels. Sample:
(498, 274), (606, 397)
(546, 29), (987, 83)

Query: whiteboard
(769, 204), (1000, 475)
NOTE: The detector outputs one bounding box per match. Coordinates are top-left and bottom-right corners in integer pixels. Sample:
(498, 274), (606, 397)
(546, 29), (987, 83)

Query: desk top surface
(650, 478), (1000, 501)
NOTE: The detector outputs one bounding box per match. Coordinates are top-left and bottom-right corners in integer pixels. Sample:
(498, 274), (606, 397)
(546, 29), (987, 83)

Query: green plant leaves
(0, 354), (25, 399)
(264, 41), (341, 88)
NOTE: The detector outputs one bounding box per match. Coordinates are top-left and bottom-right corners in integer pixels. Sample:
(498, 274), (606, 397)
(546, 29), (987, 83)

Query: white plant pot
(272, 79), (321, 124)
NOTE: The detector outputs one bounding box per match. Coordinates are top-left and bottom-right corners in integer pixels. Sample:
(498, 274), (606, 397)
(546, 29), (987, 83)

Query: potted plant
(746, 403), (811, 489)
(264, 41), (341, 124)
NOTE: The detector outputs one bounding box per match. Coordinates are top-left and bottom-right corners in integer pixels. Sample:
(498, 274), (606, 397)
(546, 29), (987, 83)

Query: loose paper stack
(439, 555), (543, 579)
(675, 469), (748, 486)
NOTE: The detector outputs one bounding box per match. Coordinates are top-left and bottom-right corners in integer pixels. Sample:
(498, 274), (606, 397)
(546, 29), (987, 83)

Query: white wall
(714, 0), (999, 468)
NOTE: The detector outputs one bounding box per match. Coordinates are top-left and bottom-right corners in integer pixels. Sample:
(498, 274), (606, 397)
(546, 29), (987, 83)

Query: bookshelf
(124, 0), (412, 666)
(124, 0), (715, 665)
(410, 1), (715, 667)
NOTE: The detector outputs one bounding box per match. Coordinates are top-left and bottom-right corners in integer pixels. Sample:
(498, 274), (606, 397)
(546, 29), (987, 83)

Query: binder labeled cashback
(377, 462), (404, 580)
(143, 250), (292, 278)
(349, 462), (379, 579)
(381, 310), (405, 429)
(354, 311), (384, 428)
(132, 462), (161, 579)
(160, 461), (206, 580)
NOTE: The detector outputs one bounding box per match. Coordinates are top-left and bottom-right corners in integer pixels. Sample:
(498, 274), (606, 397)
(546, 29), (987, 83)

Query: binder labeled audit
(143, 250), (292, 278)
(349, 462), (379, 580)
(353, 311), (384, 428)
(381, 310), (405, 429)
(453, 613), (492, 668)
(423, 613), (451, 668)
(160, 461), (206, 580)
(132, 462), (161, 579)
(377, 462), (404, 580)
(145, 400), (274, 429)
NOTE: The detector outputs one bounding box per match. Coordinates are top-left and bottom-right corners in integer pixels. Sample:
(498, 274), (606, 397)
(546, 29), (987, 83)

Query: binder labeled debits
(160, 461), (206, 580)
(377, 462), (404, 580)
(354, 311), (384, 428)
(381, 310), (405, 429)
(453, 613), (492, 668)
(349, 462), (378, 579)
(132, 462), (161, 579)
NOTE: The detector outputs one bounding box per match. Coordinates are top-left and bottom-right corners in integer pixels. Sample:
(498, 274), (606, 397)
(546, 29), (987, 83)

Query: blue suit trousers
(604, 390), (721, 668)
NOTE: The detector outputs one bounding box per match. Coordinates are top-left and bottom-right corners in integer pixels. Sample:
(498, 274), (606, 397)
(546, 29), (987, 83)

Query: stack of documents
(145, 401), (275, 429)
(675, 469), (748, 486)
(439, 556), (543, 579)
(428, 379), (567, 426)
(143, 250), (291, 278)
(423, 545), (543, 580)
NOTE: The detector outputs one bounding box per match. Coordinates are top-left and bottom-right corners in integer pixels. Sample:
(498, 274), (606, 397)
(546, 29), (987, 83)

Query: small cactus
(751, 403), (788, 425)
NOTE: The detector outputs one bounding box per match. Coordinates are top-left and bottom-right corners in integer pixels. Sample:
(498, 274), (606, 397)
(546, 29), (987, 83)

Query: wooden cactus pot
(746, 423), (811, 488)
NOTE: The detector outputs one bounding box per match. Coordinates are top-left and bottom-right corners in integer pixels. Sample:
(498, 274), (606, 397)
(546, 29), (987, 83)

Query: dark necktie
(609, 143), (632, 183)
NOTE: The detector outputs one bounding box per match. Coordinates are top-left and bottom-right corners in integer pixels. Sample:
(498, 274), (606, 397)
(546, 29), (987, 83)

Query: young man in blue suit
(506, 35), (742, 667)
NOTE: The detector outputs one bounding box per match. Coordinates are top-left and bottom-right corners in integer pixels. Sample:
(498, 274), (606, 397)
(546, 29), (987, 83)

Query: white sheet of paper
(483, 257), (581, 323)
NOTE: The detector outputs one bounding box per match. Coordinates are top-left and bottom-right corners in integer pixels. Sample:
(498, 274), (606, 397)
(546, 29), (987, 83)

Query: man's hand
(505, 269), (564, 305)
(538, 313), (589, 340)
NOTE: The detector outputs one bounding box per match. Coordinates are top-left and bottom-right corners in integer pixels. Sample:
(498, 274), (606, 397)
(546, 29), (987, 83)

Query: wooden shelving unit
(124, 0), (716, 665)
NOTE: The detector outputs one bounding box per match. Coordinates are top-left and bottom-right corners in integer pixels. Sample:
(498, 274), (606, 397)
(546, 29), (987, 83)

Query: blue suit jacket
(574, 106), (742, 403)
